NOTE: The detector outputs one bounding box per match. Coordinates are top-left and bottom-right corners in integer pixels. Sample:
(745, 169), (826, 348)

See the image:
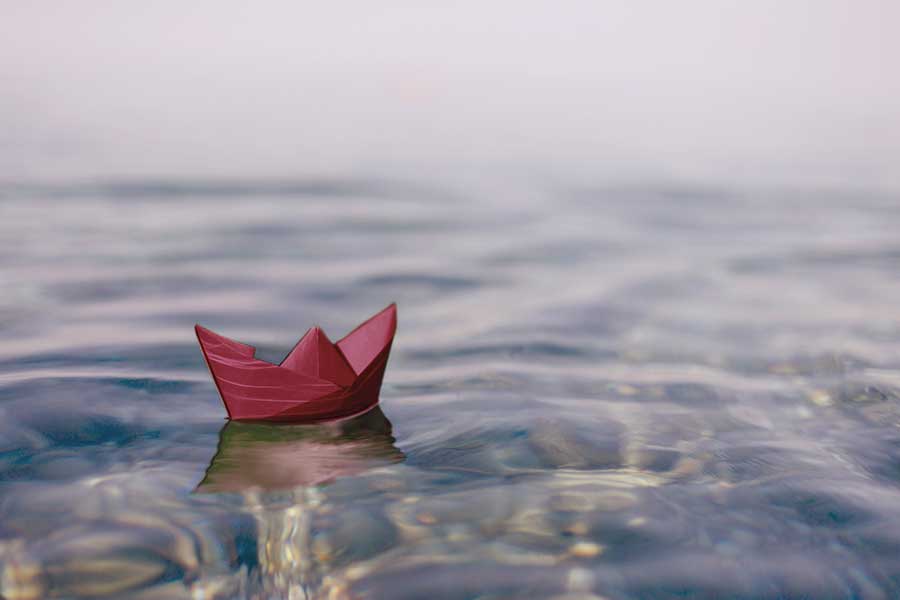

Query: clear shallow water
(1, 179), (900, 599)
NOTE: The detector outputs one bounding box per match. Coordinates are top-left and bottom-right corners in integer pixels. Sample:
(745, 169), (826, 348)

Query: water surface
(1, 180), (899, 599)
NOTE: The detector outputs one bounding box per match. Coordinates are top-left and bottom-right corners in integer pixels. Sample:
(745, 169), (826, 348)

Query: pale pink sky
(2, 1), (898, 188)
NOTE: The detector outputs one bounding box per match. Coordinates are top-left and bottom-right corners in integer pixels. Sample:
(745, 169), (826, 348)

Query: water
(1, 179), (899, 599)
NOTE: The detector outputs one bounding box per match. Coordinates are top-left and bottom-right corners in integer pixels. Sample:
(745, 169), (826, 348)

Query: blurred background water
(2, 2), (900, 599)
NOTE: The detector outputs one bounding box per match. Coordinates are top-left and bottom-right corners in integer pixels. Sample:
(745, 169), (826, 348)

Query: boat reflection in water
(197, 406), (404, 492)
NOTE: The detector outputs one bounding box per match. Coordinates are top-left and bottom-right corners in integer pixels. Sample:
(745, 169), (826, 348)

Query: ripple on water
(3, 183), (900, 598)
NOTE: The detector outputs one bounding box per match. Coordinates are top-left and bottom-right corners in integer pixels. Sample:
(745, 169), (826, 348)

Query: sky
(1, 1), (898, 189)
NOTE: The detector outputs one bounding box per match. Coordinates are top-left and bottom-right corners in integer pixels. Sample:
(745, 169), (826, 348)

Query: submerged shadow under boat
(196, 406), (404, 492)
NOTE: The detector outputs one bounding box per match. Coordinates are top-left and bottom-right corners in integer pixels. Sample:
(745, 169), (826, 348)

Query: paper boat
(197, 406), (404, 491)
(195, 303), (396, 421)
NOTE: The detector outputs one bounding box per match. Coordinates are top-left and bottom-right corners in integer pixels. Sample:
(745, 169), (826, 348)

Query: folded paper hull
(195, 304), (396, 422)
(210, 345), (391, 421)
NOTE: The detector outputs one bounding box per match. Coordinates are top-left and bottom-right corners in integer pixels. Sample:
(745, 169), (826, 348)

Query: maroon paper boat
(195, 303), (396, 421)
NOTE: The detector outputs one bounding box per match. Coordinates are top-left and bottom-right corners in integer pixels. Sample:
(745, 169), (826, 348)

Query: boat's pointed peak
(336, 303), (398, 375)
(290, 326), (330, 351)
(195, 324), (256, 358)
(195, 323), (216, 338)
(281, 325), (356, 387)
